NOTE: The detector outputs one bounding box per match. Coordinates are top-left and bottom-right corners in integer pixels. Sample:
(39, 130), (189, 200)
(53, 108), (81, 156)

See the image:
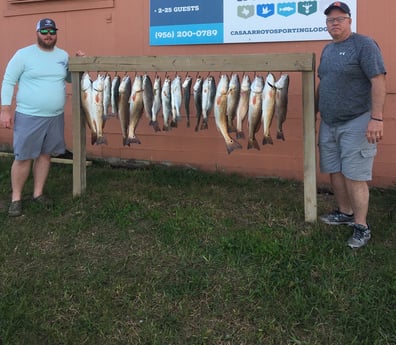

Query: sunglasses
(39, 29), (57, 35)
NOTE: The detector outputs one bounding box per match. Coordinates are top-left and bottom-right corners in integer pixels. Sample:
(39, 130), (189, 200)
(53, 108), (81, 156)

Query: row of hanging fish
(80, 71), (289, 154)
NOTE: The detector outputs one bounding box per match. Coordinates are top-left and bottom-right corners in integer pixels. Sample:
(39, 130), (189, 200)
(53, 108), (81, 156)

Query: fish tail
(226, 139), (242, 154)
(236, 131), (245, 139)
(227, 124), (237, 133)
(122, 137), (129, 146)
(96, 136), (107, 145)
(262, 135), (274, 145)
(200, 119), (208, 130)
(277, 131), (285, 141)
(126, 137), (141, 145)
(91, 133), (98, 145)
(151, 121), (161, 132)
(247, 138), (260, 150)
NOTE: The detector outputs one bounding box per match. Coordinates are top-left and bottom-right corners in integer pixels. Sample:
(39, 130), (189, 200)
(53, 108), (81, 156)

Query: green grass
(0, 157), (395, 345)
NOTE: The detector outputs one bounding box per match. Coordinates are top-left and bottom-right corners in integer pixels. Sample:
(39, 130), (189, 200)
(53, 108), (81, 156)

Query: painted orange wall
(0, 0), (394, 187)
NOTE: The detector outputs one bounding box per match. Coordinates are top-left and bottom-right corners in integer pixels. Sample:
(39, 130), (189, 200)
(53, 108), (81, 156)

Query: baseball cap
(36, 18), (58, 31)
(324, 2), (351, 16)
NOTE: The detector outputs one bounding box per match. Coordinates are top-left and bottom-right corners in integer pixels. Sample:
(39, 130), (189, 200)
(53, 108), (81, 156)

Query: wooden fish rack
(68, 53), (317, 222)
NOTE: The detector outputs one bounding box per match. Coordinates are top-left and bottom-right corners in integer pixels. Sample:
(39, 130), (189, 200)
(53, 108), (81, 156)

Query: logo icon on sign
(238, 5), (255, 19)
(277, 2), (296, 17)
(257, 4), (275, 18)
(298, 1), (317, 16)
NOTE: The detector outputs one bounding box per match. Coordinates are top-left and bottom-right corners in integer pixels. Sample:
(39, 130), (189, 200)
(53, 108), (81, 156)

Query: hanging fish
(182, 75), (193, 128)
(193, 76), (203, 132)
(201, 75), (216, 130)
(150, 75), (162, 132)
(142, 74), (154, 122)
(103, 73), (111, 120)
(262, 73), (276, 145)
(110, 74), (121, 116)
(161, 76), (172, 131)
(91, 73), (107, 145)
(170, 75), (182, 128)
(274, 74), (290, 141)
(214, 74), (242, 154)
(126, 75), (144, 145)
(80, 72), (97, 145)
(236, 74), (251, 139)
(226, 73), (240, 133)
(118, 75), (132, 146)
(247, 75), (264, 150)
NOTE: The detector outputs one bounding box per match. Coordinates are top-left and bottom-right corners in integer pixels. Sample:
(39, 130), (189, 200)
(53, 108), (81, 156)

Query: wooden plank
(71, 71), (87, 197)
(302, 70), (317, 222)
(0, 152), (91, 166)
(69, 53), (315, 73)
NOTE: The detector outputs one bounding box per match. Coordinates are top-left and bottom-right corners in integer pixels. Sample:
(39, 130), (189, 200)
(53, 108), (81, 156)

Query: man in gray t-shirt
(316, 2), (386, 249)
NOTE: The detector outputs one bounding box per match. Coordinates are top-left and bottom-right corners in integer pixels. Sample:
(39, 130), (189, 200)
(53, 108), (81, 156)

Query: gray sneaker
(319, 209), (354, 225)
(8, 200), (22, 217)
(347, 224), (371, 249)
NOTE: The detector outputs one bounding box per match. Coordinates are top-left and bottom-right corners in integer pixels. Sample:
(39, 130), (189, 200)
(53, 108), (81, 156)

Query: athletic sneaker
(8, 200), (22, 217)
(319, 209), (354, 225)
(347, 223), (371, 249)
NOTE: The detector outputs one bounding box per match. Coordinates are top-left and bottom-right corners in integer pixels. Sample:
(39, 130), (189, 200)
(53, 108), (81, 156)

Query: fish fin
(226, 139), (242, 154)
(236, 131), (245, 139)
(277, 131), (285, 141)
(262, 135), (274, 145)
(247, 139), (260, 150)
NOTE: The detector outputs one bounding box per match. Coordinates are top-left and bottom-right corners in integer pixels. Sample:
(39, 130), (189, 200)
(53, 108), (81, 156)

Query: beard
(37, 35), (57, 50)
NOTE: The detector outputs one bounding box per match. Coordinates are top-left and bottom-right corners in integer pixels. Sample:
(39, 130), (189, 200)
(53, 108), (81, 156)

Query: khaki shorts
(318, 112), (377, 181)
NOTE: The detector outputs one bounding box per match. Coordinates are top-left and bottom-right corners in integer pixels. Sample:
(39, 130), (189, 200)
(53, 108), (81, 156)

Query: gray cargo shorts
(318, 112), (377, 181)
(13, 111), (66, 161)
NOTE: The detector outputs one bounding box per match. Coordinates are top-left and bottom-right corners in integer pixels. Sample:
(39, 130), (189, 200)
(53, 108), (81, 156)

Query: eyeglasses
(39, 29), (57, 35)
(326, 16), (350, 24)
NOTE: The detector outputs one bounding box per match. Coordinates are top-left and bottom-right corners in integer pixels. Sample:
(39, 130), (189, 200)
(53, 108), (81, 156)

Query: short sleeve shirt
(318, 33), (386, 125)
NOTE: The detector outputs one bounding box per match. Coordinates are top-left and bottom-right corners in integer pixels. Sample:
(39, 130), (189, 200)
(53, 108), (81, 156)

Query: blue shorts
(13, 112), (66, 161)
(318, 112), (377, 181)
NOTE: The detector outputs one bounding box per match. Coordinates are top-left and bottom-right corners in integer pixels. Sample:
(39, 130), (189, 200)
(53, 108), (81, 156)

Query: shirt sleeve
(1, 50), (25, 106)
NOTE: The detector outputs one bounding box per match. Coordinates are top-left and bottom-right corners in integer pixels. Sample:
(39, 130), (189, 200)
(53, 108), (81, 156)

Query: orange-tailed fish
(247, 75), (264, 150)
(262, 73), (276, 145)
(214, 74), (242, 154)
(274, 74), (290, 141)
(236, 74), (251, 139)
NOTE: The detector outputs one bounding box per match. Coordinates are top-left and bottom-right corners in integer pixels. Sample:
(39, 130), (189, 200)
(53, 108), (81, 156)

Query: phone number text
(155, 29), (218, 39)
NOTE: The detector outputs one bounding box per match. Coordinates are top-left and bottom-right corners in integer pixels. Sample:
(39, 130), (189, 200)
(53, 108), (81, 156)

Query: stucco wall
(0, 0), (394, 187)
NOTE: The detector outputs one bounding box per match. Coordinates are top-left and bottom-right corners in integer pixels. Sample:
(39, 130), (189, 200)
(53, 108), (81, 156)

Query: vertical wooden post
(302, 70), (317, 222)
(71, 71), (86, 196)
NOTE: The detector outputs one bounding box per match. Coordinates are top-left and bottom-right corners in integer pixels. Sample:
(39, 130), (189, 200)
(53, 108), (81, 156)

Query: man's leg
(344, 178), (369, 227)
(32, 153), (51, 199)
(11, 159), (32, 201)
(330, 172), (353, 215)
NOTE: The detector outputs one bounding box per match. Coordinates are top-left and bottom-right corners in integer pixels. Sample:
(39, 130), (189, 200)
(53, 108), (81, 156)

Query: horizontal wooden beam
(69, 53), (315, 73)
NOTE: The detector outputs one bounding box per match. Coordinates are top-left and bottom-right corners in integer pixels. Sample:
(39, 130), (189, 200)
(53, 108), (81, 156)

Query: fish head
(251, 76), (264, 93)
(275, 74), (290, 89)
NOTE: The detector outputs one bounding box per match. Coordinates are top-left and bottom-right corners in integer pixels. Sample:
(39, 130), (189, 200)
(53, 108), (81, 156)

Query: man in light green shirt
(0, 18), (84, 216)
